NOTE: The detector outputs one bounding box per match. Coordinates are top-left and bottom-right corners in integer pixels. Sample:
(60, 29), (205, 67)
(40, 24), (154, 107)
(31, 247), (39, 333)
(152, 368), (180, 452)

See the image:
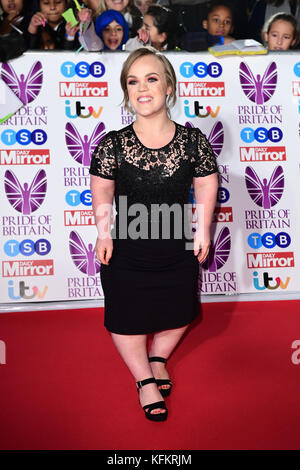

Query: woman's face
(142, 14), (166, 50)
(126, 54), (172, 118)
(105, 0), (128, 13)
(1, 0), (23, 16)
(265, 19), (296, 50)
(40, 0), (66, 25)
(102, 19), (124, 50)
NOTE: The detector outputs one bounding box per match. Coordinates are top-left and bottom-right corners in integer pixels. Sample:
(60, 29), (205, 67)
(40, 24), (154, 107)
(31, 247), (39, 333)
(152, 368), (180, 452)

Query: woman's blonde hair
(120, 47), (177, 115)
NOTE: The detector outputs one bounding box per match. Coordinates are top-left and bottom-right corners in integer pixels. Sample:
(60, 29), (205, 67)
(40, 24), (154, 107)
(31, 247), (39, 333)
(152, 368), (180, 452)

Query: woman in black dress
(90, 47), (218, 421)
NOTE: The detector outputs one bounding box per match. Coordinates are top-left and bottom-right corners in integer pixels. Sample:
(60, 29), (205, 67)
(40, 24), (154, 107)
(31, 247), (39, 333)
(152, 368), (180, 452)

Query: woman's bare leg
(149, 325), (189, 391)
(111, 332), (166, 415)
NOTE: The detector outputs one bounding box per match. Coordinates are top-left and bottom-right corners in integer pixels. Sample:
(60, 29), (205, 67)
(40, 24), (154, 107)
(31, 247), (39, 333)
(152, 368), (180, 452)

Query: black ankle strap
(136, 377), (156, 390)
(149, 356), (167, 364)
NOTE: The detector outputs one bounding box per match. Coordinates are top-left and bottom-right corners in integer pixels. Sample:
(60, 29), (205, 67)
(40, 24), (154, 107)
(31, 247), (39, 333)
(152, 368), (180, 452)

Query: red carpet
(0, 300), (300, 450)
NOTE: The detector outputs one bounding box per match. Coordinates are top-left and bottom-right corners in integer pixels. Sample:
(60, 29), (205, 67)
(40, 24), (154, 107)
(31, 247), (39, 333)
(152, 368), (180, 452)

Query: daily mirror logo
(59, 82), (108, 97)
(178, 81), (225, 97)
(0, 149), (50, 165)
(2, 259), (54, 277)
(64, 210), (94, 226)
(247, 252), (294, 269)
(240, 146), (286, 162)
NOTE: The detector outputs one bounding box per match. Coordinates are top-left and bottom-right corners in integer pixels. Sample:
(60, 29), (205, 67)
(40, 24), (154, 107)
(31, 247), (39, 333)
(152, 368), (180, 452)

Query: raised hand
(78, 8), (92, 24)
(137, 27), (150, 45)
(28, 12), (47, 34)
(65, 21), (80, 38)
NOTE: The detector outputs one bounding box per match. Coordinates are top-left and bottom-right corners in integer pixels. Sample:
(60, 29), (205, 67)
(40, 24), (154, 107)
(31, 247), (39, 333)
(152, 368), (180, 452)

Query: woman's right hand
(95, 236), (113, 265)
(78, 8), (92, 24)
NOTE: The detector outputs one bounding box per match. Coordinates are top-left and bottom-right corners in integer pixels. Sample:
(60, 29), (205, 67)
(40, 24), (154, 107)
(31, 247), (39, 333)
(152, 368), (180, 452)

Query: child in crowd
(79, 9), (128, 50)
(202, 1), (235, 44)
(90, 0), (142, 36)
(263, 12), (299, 50)
(0, 0), (32, 34)
(134, 0), (157, 15)
(0, 0), (32, 60)
(125, 5), (177, 51)
(27, 0), (79, 50)
(248, 0), (300, 43)
(97, 9), (129, 50)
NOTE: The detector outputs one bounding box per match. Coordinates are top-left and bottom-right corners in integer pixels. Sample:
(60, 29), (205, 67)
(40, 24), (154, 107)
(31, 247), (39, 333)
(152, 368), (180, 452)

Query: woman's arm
(193, 172), (218, 263)
(90, 174), (115, 265)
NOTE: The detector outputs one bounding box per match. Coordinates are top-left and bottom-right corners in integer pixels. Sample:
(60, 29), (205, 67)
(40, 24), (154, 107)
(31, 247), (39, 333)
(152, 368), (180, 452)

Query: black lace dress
(90, 122), (217, 334)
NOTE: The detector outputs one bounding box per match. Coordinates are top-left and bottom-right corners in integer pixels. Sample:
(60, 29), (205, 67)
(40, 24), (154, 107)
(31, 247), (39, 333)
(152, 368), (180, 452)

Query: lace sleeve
(193, 129), (218, 177)
(89, 131), (117, 180)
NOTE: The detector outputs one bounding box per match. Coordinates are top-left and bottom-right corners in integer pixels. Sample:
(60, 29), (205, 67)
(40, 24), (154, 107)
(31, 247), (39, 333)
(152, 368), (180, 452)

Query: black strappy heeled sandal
(136, 377), (168, 422)
(148, 356), (173, 398)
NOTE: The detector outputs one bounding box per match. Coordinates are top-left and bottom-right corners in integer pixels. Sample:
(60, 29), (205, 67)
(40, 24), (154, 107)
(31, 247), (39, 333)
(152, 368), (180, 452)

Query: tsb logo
(217, 187), (230, 203)
(65, 190), (92, 206)
(60, 61), (105, 78)
(293, 62), (300, 77)
(240, 127), (282, 143)
(1, 129), (47, 146)
(248, 232), (291, 249)
(4, 239), (51, 257)
(180, 62), (222, 78)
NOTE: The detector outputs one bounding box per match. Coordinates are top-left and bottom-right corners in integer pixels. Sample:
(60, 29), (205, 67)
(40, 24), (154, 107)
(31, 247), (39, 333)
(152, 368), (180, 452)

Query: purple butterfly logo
(69, 230), (100, 276)
(65, 122), (106, 167)
(245, 165), (284, 209)
(202, 227), (231, 272)
(4, 169), (47, 214)
(239, 61), (277, 104)
(1, 61), (43, 105)
(185, 121), (224, 157)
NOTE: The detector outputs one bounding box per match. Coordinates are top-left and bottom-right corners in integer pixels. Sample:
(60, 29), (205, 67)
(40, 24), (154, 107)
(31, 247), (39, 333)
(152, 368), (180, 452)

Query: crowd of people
(1, 0), (300, 60)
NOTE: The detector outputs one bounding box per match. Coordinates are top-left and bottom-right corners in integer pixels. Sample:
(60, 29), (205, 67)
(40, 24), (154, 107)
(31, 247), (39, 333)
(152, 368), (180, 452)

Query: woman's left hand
(194, 229), (211, 264)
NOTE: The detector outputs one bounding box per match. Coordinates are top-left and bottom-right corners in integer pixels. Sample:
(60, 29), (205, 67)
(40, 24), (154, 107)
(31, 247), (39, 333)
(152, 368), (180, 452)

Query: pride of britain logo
(69, 230), (100, 276)
(4, 169), (47, 214)
(1, 61), (43, 105)
(199, 227), (237, 294)
(202, 227), (231, 272)
(239, 62), (277, 104)
(65, 122), (106, 167)
(245, 165), (284, 209)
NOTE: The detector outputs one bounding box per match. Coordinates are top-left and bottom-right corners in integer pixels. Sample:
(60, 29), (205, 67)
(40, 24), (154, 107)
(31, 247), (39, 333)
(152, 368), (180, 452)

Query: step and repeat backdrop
(0, 51), (299, 303)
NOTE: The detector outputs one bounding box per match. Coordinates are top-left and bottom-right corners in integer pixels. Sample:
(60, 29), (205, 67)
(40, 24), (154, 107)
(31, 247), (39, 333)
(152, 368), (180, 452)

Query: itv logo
(8, 280), (48, 300)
